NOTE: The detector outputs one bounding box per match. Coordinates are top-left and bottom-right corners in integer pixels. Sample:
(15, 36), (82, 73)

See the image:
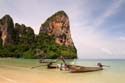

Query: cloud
(93, 0), (124, 28)
(73, 0), (125, 59)
(101, 48), (113, 55)
(72, 17), (125, 59)
(119, 36), (125, 40)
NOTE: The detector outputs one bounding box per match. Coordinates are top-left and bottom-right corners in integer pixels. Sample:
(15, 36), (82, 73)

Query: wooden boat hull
(60, 57), (103, 73)
(47, 65), (57, 69)
(69, 66), (103, 73)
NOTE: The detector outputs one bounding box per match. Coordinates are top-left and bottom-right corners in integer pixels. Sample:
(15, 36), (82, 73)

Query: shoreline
(0, 58), (125, 83)
(0, 64), (67, 83)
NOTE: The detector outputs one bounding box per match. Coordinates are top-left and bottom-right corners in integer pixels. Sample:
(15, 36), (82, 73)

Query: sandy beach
(0, 66), (69, 83)
(0, 64), (72, 83)
(0, 58), (79, 83)
(0, 58), (125, 83)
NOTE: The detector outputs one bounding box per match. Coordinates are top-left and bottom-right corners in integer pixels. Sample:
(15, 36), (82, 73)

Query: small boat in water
(47, 62), (57, 69)
(69, 66), (103, 73)
(59, 56), (104, 73)
(39, 59), (57, 63)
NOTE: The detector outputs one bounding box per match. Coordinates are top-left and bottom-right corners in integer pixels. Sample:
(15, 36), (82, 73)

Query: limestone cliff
(0, 11), (77, 59)
(39, 11), (74, 47)
(39, 11), (77, 58)
(15, 23), (35, 45)
(0, 15), (15, 46)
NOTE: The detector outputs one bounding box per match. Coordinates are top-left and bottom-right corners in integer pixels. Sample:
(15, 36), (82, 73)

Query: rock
(0, 11), (77, 59)
(39, 10), (77, 58)
(15, 23), (35, 45)
(0, 15), (15, 46)
(0, 32), (2, 46)
(39, 11), (74, 47)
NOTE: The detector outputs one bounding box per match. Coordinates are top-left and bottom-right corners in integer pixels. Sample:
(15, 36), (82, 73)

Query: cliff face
(39, 11), (77, 58)
(0, 15), (15, 46)
(39, 11), (73, 47)
(0, 11), (77, 59)
(15, 23), (35, 45)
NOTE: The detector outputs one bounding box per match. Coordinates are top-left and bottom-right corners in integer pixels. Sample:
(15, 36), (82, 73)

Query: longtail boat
(60, 56), (103, 73)
(47, 62), (57, 69)
(69, 66), (103, 73)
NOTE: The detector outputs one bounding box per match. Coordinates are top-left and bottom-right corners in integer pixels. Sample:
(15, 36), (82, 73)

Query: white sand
(0, 59), (125, 83)
(0, 65), (73, 83)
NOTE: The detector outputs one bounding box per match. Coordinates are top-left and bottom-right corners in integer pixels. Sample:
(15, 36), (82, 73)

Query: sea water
(0, 58), (125, 83)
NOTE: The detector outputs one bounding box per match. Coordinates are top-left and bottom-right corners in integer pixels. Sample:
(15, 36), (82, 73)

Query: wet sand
(0, 64), (72, 83)
(0, 60), (82, 83)
(0, 58), (125, 83)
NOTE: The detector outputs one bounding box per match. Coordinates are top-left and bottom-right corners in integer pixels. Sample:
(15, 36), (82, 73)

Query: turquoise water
(73, 59), (125, 83)
(0, 58), (125, 83)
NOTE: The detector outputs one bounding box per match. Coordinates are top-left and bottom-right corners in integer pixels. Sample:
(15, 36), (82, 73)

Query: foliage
(0, 14), (77, 59)
(23, 49), (36, 59)
(0, 32), (77, 59)
(15, 23), (35, 45)
(35, 33), (77, 59)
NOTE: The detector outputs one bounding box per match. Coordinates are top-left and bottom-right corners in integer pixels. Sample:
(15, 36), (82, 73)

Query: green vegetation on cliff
(0, 33), (77, 59)
(35, 33), (77, 58)
(0, 12), (77, 59)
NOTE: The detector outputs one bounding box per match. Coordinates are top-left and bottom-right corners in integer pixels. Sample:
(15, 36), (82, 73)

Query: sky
(0, 0), (125, 59)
